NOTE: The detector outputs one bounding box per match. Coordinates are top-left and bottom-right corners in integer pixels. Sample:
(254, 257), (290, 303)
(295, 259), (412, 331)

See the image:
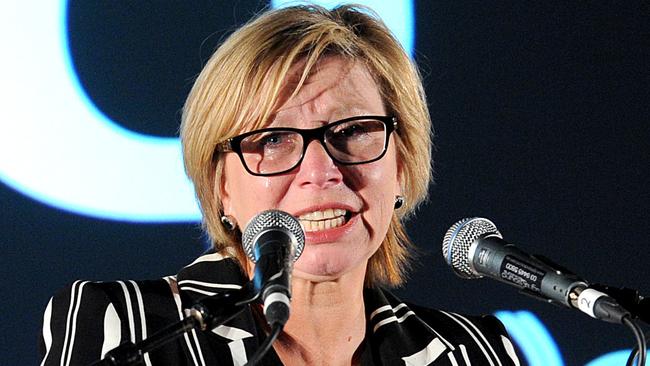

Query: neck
(275, 266), (368, 365)
(290, 267), (366, 310)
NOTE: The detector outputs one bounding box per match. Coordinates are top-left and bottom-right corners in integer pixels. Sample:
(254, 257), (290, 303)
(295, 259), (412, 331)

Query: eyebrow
(269, 107), (376, 128)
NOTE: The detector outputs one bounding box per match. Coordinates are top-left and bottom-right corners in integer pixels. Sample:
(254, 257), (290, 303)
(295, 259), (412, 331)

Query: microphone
(242, 210), (305, 327)
(442, 217), (630, 323)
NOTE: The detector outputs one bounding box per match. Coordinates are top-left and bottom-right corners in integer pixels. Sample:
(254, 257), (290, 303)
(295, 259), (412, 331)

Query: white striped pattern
(179, 286), (244, 297)
(369, 304), (392, 320)
(370, 302), (416, 333)
(451, 312), (502, 366)
(40, 298), (53, 366)
(63, 280), (88, 366)
(369, 302), (409, 320)
(191, 329), (207, 366)
(440, 311), (497, 366)
(212, 325), (254, 340)
(227, 340), (248, 366)
(100, 303), (121, 358)
(373, 310), (416, 333)
(401, 337), (446, 365)
(185, 252), (228, 267)
(410, 311), (456, 351)
(59, 281), (78, 366)
(129, 280), (152, 366)
(178, 279), (242, 289)
(448, 351), (460, 366)
(38, 261), (519, 365)
(501, 336), (520, 366)
(460, 345), (471, 366)
(117, 281), (136, 344)
(164, 276), (203, 366)
(213, 325), (254, 366)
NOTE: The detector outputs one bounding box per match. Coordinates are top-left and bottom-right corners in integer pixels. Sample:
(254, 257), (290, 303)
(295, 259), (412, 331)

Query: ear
(219, 167), (233, 216)
(395, 159), (404, 196)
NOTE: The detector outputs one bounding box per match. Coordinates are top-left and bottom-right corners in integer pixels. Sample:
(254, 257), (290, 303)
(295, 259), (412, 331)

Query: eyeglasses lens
(325, 119), (387, 163)
(239, 118), (388, 175)
(240, 131), (303, 174)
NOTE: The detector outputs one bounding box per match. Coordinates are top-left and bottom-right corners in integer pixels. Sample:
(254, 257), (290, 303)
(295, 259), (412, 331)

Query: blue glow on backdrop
(495, 311), (564, 366)
(0, 1), (199, 222)
(494, 310), (641, 366)
(0, 0), (414, 223)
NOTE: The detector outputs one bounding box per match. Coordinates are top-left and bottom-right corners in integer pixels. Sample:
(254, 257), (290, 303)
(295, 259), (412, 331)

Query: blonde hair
(181, 4), (432, 287)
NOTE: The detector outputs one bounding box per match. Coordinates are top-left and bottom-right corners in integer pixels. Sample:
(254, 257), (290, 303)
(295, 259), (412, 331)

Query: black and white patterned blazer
(39, 251), (520, 365)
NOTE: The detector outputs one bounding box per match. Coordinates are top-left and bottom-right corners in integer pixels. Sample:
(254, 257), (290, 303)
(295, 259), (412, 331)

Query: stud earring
(221, 215), (237, 231)
(394, 195), (405, 209)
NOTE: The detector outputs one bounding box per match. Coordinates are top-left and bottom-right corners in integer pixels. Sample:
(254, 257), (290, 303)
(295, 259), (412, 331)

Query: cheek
(222, 156), (288, 226)
(365, 150), (399, 201)
(356, 156), (399, 234)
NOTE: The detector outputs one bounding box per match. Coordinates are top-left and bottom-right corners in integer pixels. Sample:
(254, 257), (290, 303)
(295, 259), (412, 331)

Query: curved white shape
(0, 1), (200, 221)
(271, 0), (415, 56)
(0, 1), (414, 222)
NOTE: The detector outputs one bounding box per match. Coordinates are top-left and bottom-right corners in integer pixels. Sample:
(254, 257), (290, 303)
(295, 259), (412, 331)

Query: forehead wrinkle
(277, 65), (347, 115)
(274, 60), (377, 124)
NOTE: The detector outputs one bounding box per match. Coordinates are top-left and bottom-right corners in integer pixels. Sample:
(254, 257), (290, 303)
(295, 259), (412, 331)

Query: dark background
(2, 1), (648, 365)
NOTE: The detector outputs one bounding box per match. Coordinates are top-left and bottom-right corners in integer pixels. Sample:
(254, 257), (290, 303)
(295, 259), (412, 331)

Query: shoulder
(408, 301), (508, 338)
(407, 302), (520, 366)
(39, 278), (182, 365)
(364, 288), (520, 366)
(46, 278), (180, 326)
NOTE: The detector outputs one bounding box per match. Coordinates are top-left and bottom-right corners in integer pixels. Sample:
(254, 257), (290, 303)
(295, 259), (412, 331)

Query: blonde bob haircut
(181, 4), (432, 288)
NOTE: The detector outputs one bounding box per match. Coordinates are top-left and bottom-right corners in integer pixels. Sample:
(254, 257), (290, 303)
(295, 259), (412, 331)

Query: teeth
(297, 209), (348, 232)
(300, 216), (345, 232)
(298, 208), (346, 220)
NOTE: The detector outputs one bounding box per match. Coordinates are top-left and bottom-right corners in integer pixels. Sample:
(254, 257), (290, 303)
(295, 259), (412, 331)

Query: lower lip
(303, 214), (359, 244)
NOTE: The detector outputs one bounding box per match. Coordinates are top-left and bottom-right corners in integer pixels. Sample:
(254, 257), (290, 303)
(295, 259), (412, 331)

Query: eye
(260, 132), (285, 146)
(258, 131), (299, 149)
(330, 120), (384, 140)
(333, 122), (368, 137)
(240, 130), (299, 155)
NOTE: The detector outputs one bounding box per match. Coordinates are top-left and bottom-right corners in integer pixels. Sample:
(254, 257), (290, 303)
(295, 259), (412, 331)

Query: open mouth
(297, 208), (351, 232)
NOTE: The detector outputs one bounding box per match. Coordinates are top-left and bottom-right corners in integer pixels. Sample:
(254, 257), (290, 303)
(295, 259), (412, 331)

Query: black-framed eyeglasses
(215, 115), (397, 176)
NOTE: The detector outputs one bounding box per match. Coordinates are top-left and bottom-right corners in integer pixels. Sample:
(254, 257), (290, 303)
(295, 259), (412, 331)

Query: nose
(294, 140), (343, 188)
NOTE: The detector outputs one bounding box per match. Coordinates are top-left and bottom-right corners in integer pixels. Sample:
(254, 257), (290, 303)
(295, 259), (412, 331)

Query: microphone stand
(90, 283), (257, 366)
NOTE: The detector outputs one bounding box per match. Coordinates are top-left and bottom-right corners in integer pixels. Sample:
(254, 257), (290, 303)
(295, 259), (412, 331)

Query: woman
(40, 5), (519, 365)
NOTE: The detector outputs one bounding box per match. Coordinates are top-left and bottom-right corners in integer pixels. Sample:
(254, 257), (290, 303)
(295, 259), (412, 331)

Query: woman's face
(221, 57), (401, 282)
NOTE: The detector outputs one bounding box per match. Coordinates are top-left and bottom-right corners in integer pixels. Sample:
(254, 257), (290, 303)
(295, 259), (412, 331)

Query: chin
(292, 247), (369, 282)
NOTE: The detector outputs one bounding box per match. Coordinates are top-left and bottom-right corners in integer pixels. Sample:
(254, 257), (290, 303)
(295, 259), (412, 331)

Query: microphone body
(466, 235), (586, 308)
(242, 210), (305, 327)
(251, 229), (295, 326)
(443, 217), (629, 323)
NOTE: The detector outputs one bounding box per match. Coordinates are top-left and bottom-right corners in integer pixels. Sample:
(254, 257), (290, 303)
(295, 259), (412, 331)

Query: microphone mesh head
(442, 217), (502, 278)
(242, 210), (305, 263)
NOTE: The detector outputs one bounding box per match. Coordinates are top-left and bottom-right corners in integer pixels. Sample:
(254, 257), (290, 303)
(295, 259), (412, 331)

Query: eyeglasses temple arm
(212, 139), (234, 161)
(215, 139), (234, 153)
